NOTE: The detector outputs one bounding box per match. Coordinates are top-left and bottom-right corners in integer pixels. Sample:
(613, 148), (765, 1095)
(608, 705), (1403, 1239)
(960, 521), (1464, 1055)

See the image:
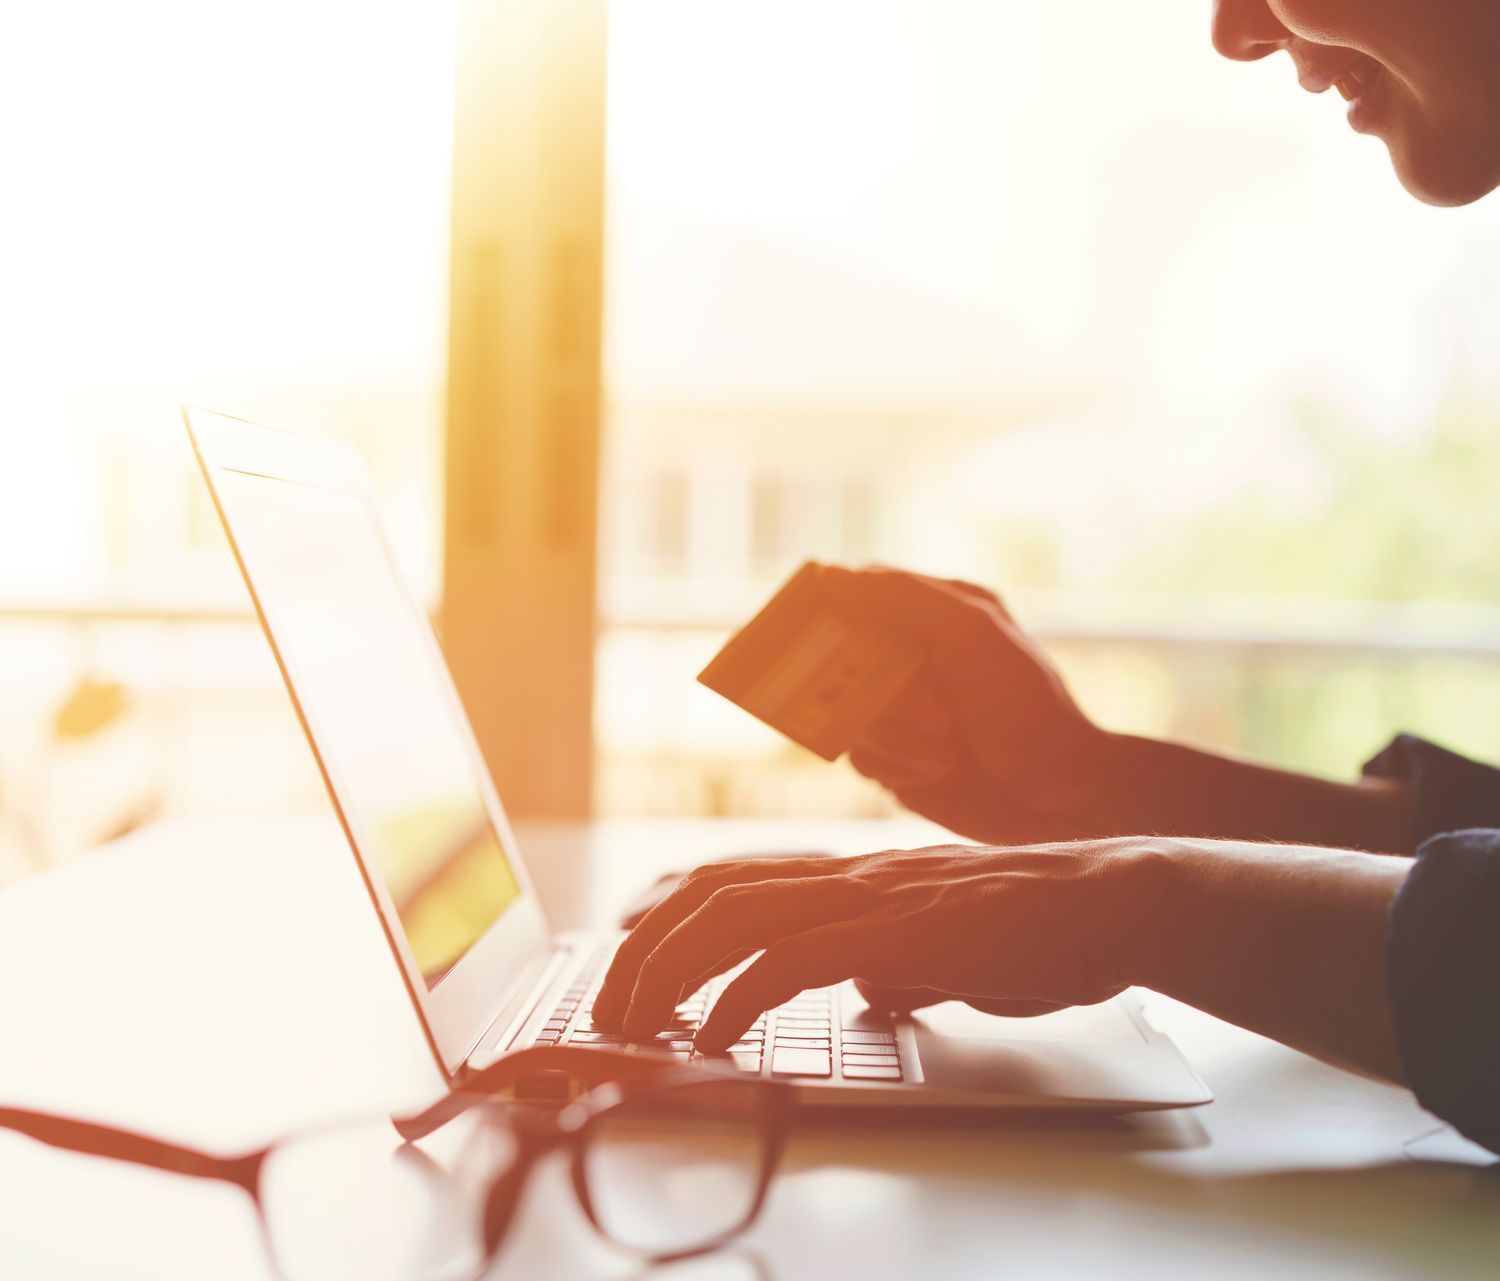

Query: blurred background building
(3, 0), (1500, 879)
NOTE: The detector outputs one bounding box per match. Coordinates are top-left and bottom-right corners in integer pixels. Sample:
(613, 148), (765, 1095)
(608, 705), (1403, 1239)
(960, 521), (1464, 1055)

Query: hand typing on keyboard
(533, 949), (906, 1080)
(590, 842), (1146, 1055)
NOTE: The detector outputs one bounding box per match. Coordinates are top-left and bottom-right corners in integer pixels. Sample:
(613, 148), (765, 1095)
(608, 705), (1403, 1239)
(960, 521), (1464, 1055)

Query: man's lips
(1297, 53), (1382, 98)
(1335, 62), (1381, 103)
(1289, 48), (1394, 137)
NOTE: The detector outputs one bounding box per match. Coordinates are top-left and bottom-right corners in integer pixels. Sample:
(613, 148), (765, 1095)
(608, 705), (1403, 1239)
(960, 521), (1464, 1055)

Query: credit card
(698, 562), (922, 761)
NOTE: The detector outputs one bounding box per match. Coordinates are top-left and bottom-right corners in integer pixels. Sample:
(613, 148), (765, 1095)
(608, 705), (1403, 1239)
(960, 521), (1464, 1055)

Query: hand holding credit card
(698, 561), (923, 761)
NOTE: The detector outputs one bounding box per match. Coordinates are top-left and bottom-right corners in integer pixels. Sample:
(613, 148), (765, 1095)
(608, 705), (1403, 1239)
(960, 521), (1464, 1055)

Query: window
(648, 469), (692, 575)
(0, 1), (454, 871)
(597, 1), (1500, 817)
(8, 2), (1500, 863)
(750, 477), (789, 576)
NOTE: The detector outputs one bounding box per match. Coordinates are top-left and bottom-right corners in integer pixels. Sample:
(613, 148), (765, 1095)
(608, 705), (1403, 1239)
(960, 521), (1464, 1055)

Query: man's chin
(1389, 133), (1500, 208)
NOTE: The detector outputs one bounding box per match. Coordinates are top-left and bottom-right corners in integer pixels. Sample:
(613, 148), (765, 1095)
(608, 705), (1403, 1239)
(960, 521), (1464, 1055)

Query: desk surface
(0, 815), (1494, 1281)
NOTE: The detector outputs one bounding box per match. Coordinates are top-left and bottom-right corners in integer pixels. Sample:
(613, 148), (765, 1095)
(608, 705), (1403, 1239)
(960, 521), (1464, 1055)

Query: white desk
(0, 815), (1494, 1281)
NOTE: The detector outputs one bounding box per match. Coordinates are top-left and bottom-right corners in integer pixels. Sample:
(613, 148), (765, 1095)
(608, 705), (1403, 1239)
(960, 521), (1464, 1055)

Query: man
(594, 0), (1500, 1152)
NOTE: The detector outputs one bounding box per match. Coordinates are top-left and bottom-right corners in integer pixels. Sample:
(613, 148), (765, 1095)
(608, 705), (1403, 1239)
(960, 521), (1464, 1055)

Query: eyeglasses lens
(260, 1114), (516, 1281)
(582, 1081), (770, 1257)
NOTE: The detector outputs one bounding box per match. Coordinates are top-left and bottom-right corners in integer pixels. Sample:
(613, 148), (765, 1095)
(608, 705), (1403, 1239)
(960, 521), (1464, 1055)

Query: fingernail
(693, 1027), (728, 1055)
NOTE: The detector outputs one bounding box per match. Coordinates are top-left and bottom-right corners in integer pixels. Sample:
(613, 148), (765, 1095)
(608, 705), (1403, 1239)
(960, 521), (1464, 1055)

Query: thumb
(854, 979), (1066, 1019)
(852, 980), (949, 1013)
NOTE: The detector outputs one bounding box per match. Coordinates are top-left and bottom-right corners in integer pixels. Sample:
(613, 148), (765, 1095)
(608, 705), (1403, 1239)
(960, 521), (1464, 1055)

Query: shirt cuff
(1386, 829), (1500, 1155)
(1364, 733), (1500, 845)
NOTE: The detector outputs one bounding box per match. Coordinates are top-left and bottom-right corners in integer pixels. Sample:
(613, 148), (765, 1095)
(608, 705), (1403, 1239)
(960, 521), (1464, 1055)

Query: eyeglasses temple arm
(0, 1106), (264, 1190)
(393, 1045), (692, 1141)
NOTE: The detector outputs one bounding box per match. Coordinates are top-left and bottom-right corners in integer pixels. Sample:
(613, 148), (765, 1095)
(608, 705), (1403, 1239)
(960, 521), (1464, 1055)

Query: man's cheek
(1267, 0), (1371, 46)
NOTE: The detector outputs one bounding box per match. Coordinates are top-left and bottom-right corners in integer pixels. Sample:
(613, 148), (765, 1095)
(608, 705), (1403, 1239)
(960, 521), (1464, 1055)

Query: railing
(3, 598), (1500, 859)
(0, 602), (254, 625)
(598, 590), (1500, 658)
(9, 595), (1500, 656)
(592, 594), (1500, 818)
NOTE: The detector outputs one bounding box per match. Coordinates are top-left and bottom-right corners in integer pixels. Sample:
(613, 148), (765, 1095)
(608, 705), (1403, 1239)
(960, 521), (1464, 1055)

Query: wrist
(1025, 726), (1135, 825)
(1090, 835), (1191, 993)
(1356, 776), (1416, 855)
(1104, 835), (1414, 1079)
(1065, 731), (1149, 829)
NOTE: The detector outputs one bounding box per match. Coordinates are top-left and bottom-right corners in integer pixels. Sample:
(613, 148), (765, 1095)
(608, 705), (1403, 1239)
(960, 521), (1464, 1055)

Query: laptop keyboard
(532, 947), (903, 1082)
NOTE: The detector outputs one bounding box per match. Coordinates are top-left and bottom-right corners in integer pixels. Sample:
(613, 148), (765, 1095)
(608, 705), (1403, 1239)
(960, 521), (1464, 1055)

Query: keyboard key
(842, 1051), (899, 1066)
(841, 1031), (896, 1045)
(771, 1048), (833, 1078)
(570, 1031), (621, 1044)
(843, 1064), (903, 1081)
(775, 1035), (832, 1048)
(533, 1031), (561, 1044)
(730, 1053), (763, 1074)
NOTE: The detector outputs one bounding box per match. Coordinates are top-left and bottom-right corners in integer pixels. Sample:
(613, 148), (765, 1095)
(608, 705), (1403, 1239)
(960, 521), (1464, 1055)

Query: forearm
(1122, 837), (1412, 1081)
(1096, 732), (1414, 855)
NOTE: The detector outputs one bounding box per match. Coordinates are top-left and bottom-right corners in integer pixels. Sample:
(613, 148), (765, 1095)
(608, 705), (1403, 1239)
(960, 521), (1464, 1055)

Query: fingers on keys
(695, 923), (862, 1054)
(620, 876), (854, 1040)
(594, 860), (778, 1029)
(594, 857), (861, 1041)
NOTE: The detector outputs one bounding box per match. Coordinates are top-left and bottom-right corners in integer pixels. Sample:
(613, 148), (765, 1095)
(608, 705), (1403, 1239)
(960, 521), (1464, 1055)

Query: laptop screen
(215, 466), (522, 988)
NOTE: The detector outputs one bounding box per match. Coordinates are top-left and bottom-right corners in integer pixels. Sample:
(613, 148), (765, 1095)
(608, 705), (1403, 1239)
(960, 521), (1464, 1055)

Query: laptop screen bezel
(185, 406), (552, 1080)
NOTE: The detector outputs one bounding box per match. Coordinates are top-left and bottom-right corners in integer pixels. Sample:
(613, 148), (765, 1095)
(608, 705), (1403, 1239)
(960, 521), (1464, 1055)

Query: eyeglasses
(0, 1046), (792, 1281)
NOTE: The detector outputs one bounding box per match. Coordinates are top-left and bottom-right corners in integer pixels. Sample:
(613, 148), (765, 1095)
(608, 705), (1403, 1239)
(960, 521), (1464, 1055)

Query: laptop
(186, 406), (1210, 1112)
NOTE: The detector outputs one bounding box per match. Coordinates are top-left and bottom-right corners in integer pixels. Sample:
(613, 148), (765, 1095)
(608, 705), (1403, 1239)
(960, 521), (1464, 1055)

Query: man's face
(1212, 0), (1500, 206)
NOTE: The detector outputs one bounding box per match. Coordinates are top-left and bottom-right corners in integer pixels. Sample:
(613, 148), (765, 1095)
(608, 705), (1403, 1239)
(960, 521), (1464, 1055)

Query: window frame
(442, 0), (609, 818)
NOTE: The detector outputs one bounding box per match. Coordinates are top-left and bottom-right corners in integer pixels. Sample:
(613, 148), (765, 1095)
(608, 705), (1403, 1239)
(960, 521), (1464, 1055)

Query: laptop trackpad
(914, 999), (1147, 1046)
(907, 998), (1170, 1103)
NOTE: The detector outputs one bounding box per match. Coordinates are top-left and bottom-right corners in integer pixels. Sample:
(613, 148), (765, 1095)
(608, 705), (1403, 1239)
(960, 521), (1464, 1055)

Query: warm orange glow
(597, 0), (1500, 815)
(3, 1), (1500, 874)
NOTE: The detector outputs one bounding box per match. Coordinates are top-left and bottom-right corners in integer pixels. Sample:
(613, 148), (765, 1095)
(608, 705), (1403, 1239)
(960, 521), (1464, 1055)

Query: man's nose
(1211, 0), (1290, 62)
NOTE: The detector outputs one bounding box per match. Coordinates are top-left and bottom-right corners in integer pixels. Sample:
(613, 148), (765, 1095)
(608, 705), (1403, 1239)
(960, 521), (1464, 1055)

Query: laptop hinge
(455, 944), (576, 1082)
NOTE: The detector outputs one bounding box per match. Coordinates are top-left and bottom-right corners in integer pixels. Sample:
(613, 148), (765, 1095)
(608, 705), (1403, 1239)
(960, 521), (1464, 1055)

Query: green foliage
(1082, 397), (1500, 772)
(1143, 395), (1500, 604)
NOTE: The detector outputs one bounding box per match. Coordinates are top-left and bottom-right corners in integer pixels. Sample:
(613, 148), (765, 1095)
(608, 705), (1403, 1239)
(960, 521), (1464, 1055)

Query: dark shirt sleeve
(1364, 734), (1500, 1153)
